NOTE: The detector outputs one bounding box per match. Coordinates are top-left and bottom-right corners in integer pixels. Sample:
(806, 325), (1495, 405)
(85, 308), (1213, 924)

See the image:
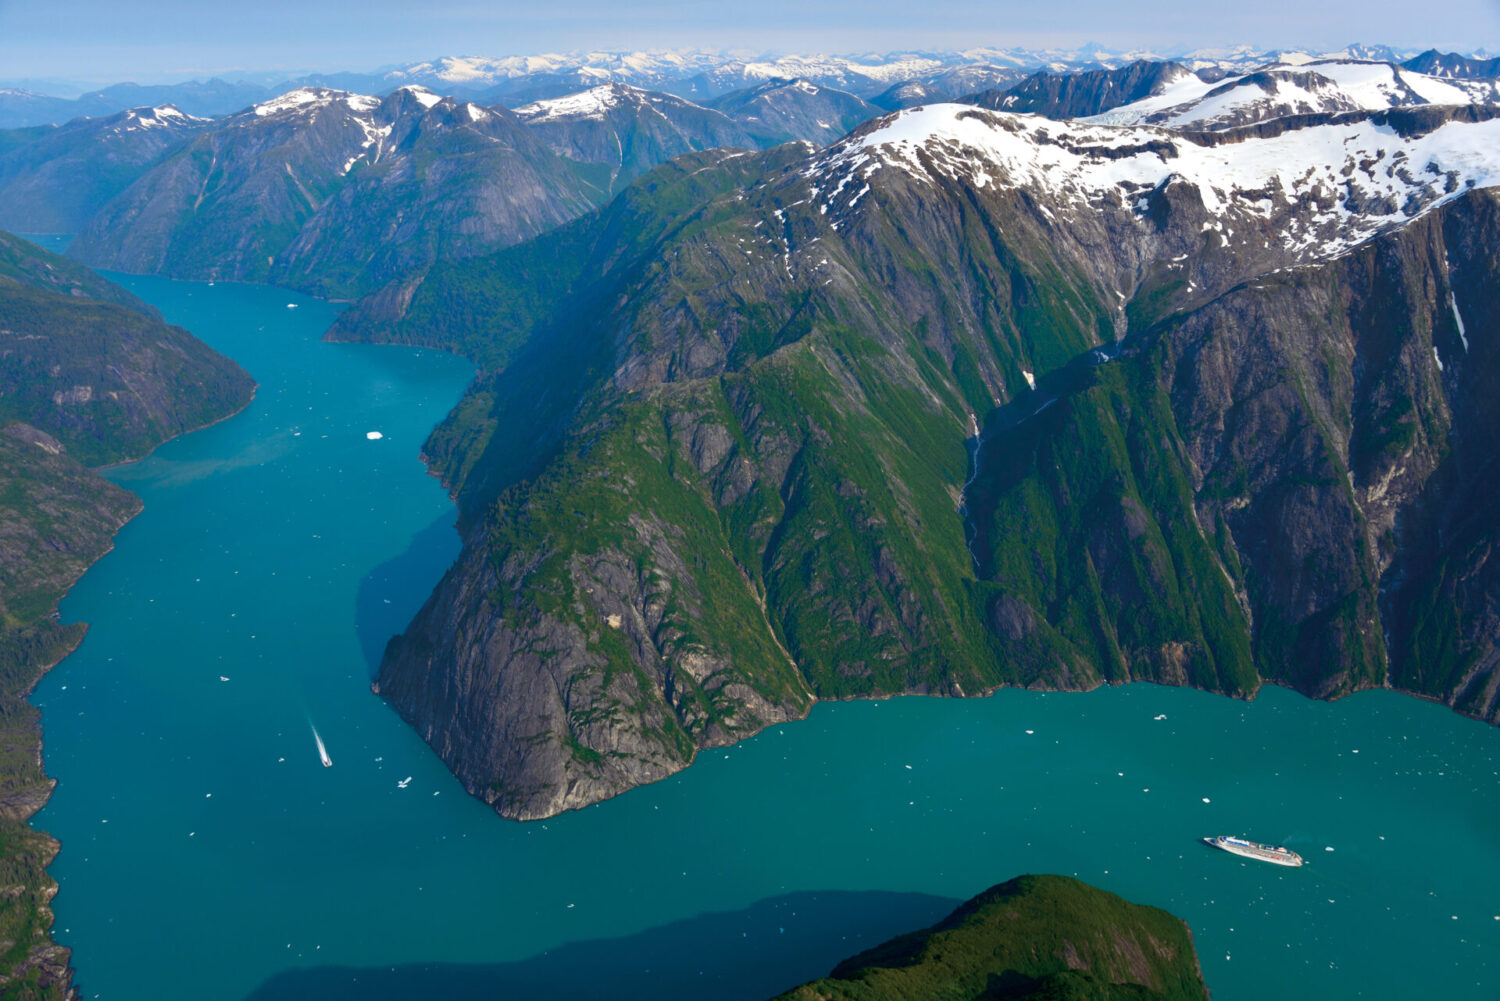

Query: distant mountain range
(43, 78), (894, 298)
(10, 50), (1496, 304)
(1, 43), (1490, 128)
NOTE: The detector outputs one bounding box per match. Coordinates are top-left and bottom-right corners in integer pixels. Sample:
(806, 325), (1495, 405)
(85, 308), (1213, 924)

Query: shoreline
(6, 326), (259, 999)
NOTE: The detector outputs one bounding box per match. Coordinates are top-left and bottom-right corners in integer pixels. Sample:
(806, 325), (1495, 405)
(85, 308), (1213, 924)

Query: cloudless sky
(2, 0), (1499, 87)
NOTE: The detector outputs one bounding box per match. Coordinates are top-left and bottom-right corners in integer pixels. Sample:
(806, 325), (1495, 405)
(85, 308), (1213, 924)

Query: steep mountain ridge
(966, 60), (1201, 118)
(1404, 49), (1500, 80)
(0, 104), (211, 234)
(514, 83), (756, 194)
(61, 79), (894, 297)
(66, 86), (608, 298)
(340, 103), (1500, 819)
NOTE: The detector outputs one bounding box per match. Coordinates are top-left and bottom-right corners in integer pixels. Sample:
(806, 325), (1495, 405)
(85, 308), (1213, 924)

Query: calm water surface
(34, 274), (1500, 1001)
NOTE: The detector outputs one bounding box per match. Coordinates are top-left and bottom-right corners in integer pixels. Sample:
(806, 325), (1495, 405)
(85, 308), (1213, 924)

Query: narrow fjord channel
(34, 274), (1500, 1001)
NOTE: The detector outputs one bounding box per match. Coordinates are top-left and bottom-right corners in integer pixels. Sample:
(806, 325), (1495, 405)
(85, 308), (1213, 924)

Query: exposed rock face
(357, 105), (1500, 819)
(383, 512), (809, 819)
(1403, 49), (1500, 81)
(966, 60), (1201, 119)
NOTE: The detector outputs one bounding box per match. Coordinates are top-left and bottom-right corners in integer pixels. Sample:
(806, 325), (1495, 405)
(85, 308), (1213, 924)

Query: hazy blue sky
(3, 0), (1499, 86)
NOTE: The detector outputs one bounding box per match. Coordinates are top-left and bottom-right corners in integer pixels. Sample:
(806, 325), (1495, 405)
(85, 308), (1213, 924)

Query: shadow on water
(354, 513), (460, 677)
(237, 889), (957, 1001)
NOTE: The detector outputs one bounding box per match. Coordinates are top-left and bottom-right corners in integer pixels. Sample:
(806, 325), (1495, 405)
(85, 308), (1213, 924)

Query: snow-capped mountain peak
(811, 103), (1500, 261)
(1088, 60), (1500, 131)
(251, 87), (377, 118)
(119, 105), (205, 129)
(394, 85), (443, 109)
(513, 82), (681, 122)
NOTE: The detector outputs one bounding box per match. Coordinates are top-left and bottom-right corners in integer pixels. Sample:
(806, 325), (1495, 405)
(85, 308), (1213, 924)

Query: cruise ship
(1203, 835), (1303, 867)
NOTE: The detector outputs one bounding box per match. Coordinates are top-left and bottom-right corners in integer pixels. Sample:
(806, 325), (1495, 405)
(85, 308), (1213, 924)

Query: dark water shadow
(354, 513), (460, 677)
(238, 889), (957, 1001)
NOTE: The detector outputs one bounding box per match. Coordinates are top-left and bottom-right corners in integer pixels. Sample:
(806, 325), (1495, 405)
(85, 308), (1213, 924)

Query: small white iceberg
(365, 431), (383, 440)
(397, 776), (412, 789)
(286, 303), (298, 309)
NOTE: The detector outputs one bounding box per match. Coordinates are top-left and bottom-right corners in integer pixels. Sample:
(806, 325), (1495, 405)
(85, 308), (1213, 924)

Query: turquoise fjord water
(30, 272), (1500, 1001)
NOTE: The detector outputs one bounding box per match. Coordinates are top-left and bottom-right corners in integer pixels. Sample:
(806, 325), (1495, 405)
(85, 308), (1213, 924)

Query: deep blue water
(32, 273), (1500, 1001)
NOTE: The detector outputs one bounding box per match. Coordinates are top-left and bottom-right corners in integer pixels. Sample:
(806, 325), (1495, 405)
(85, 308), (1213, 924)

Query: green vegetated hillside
(772, 875), (1209, 1001)
(335, 106), (1500, 821)
(0, 231), (253, 998)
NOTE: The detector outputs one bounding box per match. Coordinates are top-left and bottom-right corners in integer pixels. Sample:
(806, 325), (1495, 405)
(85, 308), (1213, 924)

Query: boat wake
(311, 725), (333, 767)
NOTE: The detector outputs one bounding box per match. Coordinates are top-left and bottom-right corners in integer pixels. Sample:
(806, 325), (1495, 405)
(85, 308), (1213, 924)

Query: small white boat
(1204, 835), (1302, 867)
(311, 726), (333, 767)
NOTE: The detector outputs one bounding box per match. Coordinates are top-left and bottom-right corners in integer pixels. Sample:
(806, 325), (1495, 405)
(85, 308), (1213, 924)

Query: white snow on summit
(514, 85), (631, 121)
(397, 85), (443, 109)
(514, 83), (693, 122)
(251, 88), (380, 118)
(1090, 60), (1499, 131)
(116, 105), (206, 130)
(812, 103), (1500, 258)
(253, 88), (338, 117)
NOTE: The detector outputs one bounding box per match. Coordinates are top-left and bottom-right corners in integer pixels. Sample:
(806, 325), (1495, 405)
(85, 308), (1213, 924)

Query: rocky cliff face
(967, 60), (1200, 118)
(354, 104), (1500, 819)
